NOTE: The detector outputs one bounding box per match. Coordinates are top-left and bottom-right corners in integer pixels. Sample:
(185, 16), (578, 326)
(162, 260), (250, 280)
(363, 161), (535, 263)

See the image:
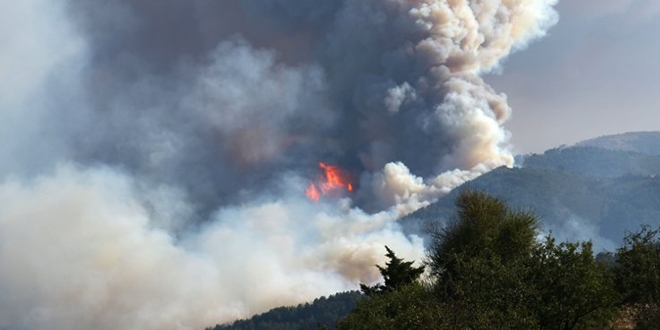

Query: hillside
(577, 131), (660, 156)
(207, 291), (363, 330)
(522, 146), (660, 178)
(404, 132), (660, 251)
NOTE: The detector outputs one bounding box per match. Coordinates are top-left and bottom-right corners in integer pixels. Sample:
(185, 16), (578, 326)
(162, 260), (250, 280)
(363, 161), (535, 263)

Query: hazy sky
(487, 0), (660, 153)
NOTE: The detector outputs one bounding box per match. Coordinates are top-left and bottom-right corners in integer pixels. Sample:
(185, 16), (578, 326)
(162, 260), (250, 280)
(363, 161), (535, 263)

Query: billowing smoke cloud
(0, 165), (423, 329)
(0, 0), (557, 329)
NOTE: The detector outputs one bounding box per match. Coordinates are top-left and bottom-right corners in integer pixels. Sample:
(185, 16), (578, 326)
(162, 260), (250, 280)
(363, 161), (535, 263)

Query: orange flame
(305, 162), (354, 201)
(305, 181), (320, 202)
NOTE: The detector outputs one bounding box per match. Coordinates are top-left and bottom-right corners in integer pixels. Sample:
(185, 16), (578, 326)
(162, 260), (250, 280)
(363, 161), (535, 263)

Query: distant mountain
(577, 131), (660, 156)
(206, 291), (363, 330)
(404, 132), (660, 251)
(522, 146), (660, 178)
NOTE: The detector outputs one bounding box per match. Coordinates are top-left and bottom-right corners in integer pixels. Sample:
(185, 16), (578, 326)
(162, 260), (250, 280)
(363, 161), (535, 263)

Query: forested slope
(207, 291), (362, 330)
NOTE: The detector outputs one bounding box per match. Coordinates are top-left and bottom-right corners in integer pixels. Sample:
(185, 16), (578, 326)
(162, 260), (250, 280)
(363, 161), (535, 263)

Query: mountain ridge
(403, 131), (660, 251)
(576, 131), (660, 156)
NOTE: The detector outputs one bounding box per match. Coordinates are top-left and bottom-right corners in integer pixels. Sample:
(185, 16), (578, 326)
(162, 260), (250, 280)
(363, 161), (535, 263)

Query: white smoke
(0, 0), (559, 329)
(0, 165), (424, 330)
(359, 0), (558, 209)
(0, 0), (87, 176)
(539, 206), (618, 252)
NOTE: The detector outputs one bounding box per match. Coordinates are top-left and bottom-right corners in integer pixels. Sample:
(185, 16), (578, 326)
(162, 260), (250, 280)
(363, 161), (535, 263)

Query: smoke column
(0, 0), (557, 329)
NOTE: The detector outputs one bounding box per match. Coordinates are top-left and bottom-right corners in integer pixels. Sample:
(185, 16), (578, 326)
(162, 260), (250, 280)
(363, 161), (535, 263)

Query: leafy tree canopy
(342, 191), (621, 330)
(613, 225), (660, 329)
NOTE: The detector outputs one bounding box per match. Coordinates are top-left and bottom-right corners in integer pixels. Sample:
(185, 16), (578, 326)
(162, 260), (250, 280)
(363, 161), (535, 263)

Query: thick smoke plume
(0, 0), (557, 329)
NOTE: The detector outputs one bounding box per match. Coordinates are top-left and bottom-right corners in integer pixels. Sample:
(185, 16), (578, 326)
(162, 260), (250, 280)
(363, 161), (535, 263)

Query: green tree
(340, 191), (623, 330)
(339, 247), (434, 330)
(529, 237), (619, 330)
(613, 225), (660, 329)
(427, 190), (619, 329)
(360, 246), (425, 296)
(424, 191), (540, 328)
(427, 190), (538, 278)
(338, 283), (444, 330)
(614, 225), (660, 305)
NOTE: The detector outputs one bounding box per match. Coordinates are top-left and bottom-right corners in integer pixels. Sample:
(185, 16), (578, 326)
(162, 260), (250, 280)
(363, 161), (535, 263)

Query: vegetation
(359, 246), (424, 297)
(340, 191), (657, 330)
(337, 282), (441, 330)
(613, 225), (660, 329)
(207, 291), (362, 330)
(529, 237), (619, 329)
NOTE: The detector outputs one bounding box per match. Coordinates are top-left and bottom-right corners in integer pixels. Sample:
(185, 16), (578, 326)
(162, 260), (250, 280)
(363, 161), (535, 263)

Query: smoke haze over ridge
(0, 0), (557, 329)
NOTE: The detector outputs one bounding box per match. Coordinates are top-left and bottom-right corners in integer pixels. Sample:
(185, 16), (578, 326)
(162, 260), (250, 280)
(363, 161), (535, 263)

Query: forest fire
(305, 162), (354, 201)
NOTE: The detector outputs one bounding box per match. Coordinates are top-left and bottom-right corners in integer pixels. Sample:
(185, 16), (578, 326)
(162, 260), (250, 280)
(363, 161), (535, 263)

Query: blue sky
(487, 0), (660, 153)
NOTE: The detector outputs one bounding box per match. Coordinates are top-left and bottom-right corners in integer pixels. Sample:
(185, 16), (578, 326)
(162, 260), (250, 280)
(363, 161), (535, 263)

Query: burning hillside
(306, 162), (354, 201)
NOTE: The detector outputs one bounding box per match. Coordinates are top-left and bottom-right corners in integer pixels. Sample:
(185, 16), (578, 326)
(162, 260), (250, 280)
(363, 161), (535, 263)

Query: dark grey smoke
(46, 1), (345, 216)
(51, 0), (557, 214)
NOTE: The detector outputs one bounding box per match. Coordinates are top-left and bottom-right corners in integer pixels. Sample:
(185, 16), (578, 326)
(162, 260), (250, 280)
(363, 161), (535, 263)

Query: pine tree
(360, 246), (424, 296)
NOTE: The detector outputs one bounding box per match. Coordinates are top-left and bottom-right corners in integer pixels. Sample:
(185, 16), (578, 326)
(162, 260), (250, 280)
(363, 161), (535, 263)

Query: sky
(487, 0), (660, 153)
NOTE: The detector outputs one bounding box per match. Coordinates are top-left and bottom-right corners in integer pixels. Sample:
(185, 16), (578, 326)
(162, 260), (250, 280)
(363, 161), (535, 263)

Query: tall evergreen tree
(360, 246), (424, 296)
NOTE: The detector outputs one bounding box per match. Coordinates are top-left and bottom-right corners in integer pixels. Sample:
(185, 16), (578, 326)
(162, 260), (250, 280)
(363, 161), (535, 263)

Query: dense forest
(209, 191), (660, 330)
(206, 291), (363, 330)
